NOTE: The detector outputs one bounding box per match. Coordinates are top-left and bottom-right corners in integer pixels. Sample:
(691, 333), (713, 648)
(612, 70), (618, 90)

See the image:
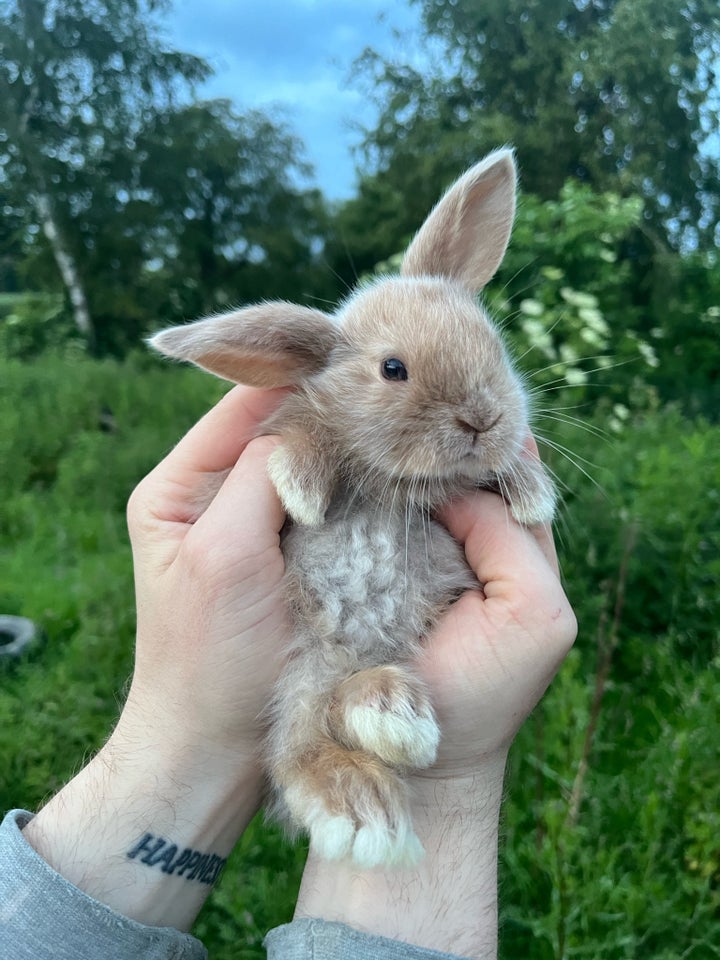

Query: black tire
(0, 616), (39, 658)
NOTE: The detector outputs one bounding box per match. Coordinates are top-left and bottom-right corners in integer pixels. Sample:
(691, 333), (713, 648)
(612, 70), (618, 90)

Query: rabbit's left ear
(148, 302), (339, 387)
(401, 148), (517, 293)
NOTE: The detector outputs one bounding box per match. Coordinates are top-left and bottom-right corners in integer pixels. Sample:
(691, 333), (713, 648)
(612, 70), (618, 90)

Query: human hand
(418, 461), (576, 776)
(122, 384), (290, 766)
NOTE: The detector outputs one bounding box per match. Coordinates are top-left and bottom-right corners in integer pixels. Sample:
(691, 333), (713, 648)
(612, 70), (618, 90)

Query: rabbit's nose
(455, 413), (502, 438)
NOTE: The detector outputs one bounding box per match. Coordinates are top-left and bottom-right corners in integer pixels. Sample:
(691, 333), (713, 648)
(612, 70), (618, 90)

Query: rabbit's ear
(148, 302), (339, 387)
(401, 148), (517, 292)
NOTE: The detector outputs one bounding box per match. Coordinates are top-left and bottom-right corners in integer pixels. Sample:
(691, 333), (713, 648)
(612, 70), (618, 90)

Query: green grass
(1, 353), (718, 957)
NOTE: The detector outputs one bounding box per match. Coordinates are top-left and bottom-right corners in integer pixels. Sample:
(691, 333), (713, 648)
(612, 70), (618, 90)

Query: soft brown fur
(149, 149), (556, 867)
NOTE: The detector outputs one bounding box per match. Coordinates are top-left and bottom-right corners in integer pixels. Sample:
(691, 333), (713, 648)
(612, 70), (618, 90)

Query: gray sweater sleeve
(265, 919), (468, 960)
(2, 809), (466, 960)
(0, 809), (207, 960)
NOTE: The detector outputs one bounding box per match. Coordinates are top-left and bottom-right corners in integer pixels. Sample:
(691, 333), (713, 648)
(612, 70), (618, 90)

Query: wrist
(111, 694), (265, 797)
(23, 717), (264, 932)
(295, 756), (507, 959)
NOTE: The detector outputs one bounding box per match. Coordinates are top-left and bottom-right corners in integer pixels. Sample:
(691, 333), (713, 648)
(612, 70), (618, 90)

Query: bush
(0, 292), (77, 360)
(500, 408), (720, 958)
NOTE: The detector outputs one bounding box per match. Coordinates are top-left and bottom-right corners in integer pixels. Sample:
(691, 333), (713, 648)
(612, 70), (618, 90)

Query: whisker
(535, 434), (607, 497)
(534, 412), (611, 443)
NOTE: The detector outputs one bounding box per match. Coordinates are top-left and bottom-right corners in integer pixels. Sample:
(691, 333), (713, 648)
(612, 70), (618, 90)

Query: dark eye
(381, 358), (408, 382)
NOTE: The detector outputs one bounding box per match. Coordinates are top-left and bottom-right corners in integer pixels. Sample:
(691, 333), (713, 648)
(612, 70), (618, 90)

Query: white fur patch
(510, 484), (557, 525)
(310, 814), (356, 861)
(345, 704), (440, 769)
(352, 819), (425, 869)
(284, 781), (424, 868)
(268, 447), (324, 526)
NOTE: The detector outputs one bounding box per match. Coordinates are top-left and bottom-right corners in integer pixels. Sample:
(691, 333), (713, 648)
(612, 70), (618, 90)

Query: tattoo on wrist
(127, 832), (227, 886)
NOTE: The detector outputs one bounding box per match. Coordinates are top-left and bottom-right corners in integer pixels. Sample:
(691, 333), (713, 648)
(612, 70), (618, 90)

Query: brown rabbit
(149, 148), (556, 868)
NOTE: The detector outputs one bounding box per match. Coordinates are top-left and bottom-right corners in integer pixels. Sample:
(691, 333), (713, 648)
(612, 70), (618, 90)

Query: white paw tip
(267, 449), (325, 526)
(511, 495), (556, 526)
(399, 831), (426, 867)
(352, 823), (396, 868)
(346, 705), (440, 768)
(351, 823), (425, 869)
(310, 814), (355, 861)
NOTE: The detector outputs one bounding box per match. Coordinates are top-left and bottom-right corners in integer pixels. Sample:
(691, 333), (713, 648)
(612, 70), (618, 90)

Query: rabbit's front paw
(282, 743), (424, 868)
(501, 457), (557, 525)
(333, 665), (440, 769)
(267, 445), (329, 526)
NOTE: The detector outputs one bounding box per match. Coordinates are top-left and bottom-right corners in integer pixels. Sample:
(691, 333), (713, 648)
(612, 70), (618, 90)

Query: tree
(0, 0), (208, 348)
(132, 101), (336, 333)
(348, 0), (720, 250)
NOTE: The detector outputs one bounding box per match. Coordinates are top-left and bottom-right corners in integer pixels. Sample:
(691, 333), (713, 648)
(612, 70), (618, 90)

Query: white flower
(580, 327), (604, 347)
(520, 298), (544, 317)
(638, 341), (659, 367)
(561, 287), (598, 309)
(564, 367), (589, 385)
(578, 307), (609, 334)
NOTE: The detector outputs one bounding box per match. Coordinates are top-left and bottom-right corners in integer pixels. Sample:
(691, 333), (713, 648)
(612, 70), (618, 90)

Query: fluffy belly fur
(266, 498), (477, 867)
(281, 499), (476, 662)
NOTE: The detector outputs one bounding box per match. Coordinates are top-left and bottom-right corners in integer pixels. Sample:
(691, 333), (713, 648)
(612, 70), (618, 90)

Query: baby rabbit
(149, 148), (556, 868)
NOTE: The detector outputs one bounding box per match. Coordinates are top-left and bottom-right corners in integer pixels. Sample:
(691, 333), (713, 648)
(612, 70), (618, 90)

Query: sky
(164, 0), (426, 200)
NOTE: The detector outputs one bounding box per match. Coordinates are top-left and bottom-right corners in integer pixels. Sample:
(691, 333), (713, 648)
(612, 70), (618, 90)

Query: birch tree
(0, 0), (207, 349)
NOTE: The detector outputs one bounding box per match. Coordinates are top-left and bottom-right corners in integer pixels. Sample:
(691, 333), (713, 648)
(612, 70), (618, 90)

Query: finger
(138, 385), (287, 525)
(529, 520), (559, 577)
(155, 385), (287, 478)
(437, 491), (559, 602)
(197, 436), (286, 552)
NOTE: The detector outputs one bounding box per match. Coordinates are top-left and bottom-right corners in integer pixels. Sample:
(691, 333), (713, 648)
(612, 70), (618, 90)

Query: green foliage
(491, 416), (718, 958)
(2, 352), (718, 957)
(502, 644), (720, 959)
(0, 291), (76, 359)
(355, 0), (720, 241)
(490, 182), (651, 407)
(496, 408), (720, 958)
(0, 353), (221, 799)
(553, 410), (720, 667)
(0, 0), (210, 346)
(129, 101), (337, 339)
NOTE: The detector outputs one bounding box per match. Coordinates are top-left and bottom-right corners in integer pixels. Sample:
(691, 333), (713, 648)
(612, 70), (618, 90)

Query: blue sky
(164, 0), (426, 200)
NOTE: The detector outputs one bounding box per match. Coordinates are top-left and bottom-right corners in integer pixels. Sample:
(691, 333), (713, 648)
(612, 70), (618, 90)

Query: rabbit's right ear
(401, 148), (517, 293)
(148, 302), (339, 388)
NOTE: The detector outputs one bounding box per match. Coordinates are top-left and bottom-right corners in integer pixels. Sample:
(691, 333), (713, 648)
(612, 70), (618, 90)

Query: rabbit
(149, 148), (556, 869)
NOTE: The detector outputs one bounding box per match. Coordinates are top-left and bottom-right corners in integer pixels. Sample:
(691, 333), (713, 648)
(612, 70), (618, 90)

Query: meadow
(1, 351), (718, 958)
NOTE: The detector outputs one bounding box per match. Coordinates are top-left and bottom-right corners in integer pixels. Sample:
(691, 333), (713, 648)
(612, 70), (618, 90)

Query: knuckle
(544, 596), (578, 653)
(126, 480), (148, 536)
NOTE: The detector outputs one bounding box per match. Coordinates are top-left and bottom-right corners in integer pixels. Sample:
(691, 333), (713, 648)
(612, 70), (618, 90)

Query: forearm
(294, 757), (506, 959)
(22, 707), (263, 933)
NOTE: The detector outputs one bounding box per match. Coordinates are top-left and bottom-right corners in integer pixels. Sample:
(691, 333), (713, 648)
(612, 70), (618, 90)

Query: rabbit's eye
(381, 358), (408, 382)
